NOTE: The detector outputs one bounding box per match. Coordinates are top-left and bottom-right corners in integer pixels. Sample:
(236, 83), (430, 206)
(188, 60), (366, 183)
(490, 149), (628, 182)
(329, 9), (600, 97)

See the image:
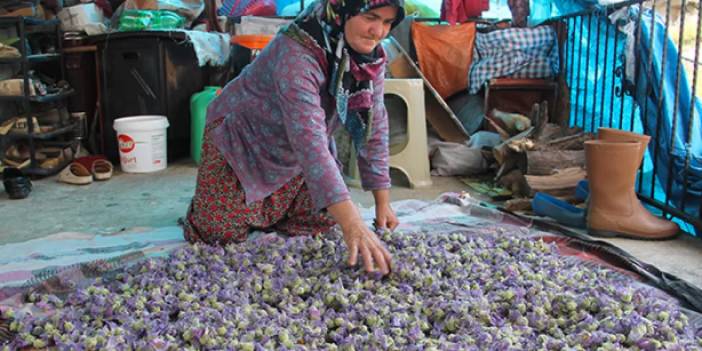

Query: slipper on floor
(58, 162), (92, 185)
(91, 159), (113, 181)
(75, 155), (112, 181)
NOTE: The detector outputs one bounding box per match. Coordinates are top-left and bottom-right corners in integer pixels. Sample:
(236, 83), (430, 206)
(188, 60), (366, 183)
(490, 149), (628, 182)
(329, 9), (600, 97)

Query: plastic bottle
(190, 86), (221, 164)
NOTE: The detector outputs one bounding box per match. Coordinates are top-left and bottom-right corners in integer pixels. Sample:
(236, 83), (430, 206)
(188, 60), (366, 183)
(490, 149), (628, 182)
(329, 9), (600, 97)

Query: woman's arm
(356, 67), (399, 231)
(373, 188), (399, 231)
(274, 39), (392, 274)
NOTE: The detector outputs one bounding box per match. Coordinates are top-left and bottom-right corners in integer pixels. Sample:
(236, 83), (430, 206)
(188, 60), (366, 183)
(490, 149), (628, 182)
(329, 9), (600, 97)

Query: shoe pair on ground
(533, 128), (679, 240)
(58, 155), (113, 185)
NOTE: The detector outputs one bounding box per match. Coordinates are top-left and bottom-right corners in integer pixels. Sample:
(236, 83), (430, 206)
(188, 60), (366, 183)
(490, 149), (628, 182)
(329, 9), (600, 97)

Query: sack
(429, 140), (488, 176)
(411, 22), (476, 99)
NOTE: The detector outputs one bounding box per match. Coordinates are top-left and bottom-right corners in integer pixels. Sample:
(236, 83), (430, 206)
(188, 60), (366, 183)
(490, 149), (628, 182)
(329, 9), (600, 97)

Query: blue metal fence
(556, 0), (702, 233)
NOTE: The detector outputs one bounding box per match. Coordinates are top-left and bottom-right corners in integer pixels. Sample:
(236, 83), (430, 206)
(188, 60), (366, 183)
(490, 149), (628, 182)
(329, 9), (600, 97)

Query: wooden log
(497, 169), (531, 198)
(524, 167), (586, 197)
(536, 123), (567, 142)
(538, 132), (593, 151)
(526, 150), (586, 176)
(504, 198), (533, 212)
(530, 101), (549, 140)
(495, 151), (528, 178)
(493, 126), (535, 164)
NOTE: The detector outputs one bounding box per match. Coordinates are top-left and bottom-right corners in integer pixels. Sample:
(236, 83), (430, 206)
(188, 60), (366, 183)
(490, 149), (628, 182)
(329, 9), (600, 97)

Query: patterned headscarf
(282, 0), (405, 151)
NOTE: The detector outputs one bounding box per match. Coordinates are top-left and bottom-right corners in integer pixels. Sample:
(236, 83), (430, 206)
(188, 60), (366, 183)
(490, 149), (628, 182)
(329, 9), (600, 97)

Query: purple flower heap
(3, 232), (702, 350)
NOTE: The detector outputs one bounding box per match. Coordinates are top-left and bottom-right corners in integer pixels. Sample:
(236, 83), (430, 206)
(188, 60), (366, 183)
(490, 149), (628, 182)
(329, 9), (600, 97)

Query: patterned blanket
(469, 25), (560, 94)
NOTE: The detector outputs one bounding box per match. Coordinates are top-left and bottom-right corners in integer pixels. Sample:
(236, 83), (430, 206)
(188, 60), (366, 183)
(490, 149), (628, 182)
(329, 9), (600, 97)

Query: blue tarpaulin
(635, 8), (702, 221)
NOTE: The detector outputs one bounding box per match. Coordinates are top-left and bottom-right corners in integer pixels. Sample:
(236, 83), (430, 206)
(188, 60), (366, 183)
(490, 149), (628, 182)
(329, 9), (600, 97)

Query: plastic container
(190, 86), (221, 164)
(113, 115), (170, 173)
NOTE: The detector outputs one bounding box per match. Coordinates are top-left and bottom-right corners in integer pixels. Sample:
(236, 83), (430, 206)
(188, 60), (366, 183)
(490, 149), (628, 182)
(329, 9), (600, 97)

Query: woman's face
(344, 6), (398, 55)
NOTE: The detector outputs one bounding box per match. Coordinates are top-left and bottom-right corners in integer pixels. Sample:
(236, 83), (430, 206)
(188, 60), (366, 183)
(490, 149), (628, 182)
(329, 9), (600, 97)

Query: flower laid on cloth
(2, 231), (701, 350)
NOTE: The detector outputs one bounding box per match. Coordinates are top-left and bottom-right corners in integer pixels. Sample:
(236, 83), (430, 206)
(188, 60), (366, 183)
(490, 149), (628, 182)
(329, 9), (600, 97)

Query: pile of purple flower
(2, 231), (701, 350)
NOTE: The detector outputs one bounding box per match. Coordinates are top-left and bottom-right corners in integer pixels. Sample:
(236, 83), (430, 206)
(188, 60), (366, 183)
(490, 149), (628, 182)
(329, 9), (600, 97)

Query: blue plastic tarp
(529, 0), (640, 26)
(635, 9), (702, 220)
(565, 14), (641, 134)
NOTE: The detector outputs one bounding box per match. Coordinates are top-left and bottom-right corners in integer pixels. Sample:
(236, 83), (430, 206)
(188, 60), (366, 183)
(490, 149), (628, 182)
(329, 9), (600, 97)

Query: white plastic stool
(345, 78), (432, 188)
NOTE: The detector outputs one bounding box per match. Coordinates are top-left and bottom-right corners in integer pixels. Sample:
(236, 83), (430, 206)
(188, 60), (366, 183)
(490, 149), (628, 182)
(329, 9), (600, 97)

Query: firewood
(495, 157), (516, 180)
(524, 167), (586, 197)
(497, 169), (531, 198)
(504, 198), (533, 212)
(493, 126), (535, 164)
(507, 138), (535, 153)
(538, 132), (593, 151)
(526, 150), (586, 176)
(530, 101), (549, 140)
(536, 123), (566, 142)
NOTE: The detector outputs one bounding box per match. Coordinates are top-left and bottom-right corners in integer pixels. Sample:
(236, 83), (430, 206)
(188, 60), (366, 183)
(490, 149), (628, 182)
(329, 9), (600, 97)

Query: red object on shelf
(231, 34), (274, 50)
(441, 0), (489, 24)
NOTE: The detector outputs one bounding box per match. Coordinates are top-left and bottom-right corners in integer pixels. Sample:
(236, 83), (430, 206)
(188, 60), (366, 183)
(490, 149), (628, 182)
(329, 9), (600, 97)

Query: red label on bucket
(118, 134), (135, 153)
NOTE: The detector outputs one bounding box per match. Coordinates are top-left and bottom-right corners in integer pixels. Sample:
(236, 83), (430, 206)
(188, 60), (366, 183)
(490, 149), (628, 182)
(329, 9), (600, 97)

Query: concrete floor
(1, 160), (701, 289)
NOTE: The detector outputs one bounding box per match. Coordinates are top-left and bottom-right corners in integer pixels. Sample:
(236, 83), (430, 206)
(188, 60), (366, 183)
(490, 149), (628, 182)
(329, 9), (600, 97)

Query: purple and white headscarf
(282, 0), (405, 151)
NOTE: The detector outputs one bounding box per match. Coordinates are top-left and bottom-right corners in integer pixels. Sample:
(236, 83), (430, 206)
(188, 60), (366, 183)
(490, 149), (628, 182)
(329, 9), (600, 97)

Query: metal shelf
(0, 17), (59, 32)
(0, 15), (71, 179)
(23, 153), (73, 177)
(6, 121), (77, 141)
(0, 53), (61, 64)
(0, 88), (74, 103)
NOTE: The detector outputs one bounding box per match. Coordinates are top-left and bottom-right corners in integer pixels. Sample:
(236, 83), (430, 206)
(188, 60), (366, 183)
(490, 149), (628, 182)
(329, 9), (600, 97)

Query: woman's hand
(341, 220), (393, 275)
(372, 189), (399, 231)
(328, 199), (393, 275)
(374, 203), (399, 231)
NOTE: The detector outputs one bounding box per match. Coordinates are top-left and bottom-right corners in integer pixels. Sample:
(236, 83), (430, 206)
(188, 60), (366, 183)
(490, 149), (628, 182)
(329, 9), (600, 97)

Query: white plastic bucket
(113, 115), (169, 173)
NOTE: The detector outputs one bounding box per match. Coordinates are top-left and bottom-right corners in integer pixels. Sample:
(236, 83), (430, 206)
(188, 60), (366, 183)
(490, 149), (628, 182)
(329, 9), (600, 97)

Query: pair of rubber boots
(585, 128), (679, 240)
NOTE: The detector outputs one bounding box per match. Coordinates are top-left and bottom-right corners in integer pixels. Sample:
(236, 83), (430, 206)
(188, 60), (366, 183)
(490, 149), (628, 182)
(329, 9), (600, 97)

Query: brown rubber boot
(585, 140), (679, 240)
(598, 127), (651, 165)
